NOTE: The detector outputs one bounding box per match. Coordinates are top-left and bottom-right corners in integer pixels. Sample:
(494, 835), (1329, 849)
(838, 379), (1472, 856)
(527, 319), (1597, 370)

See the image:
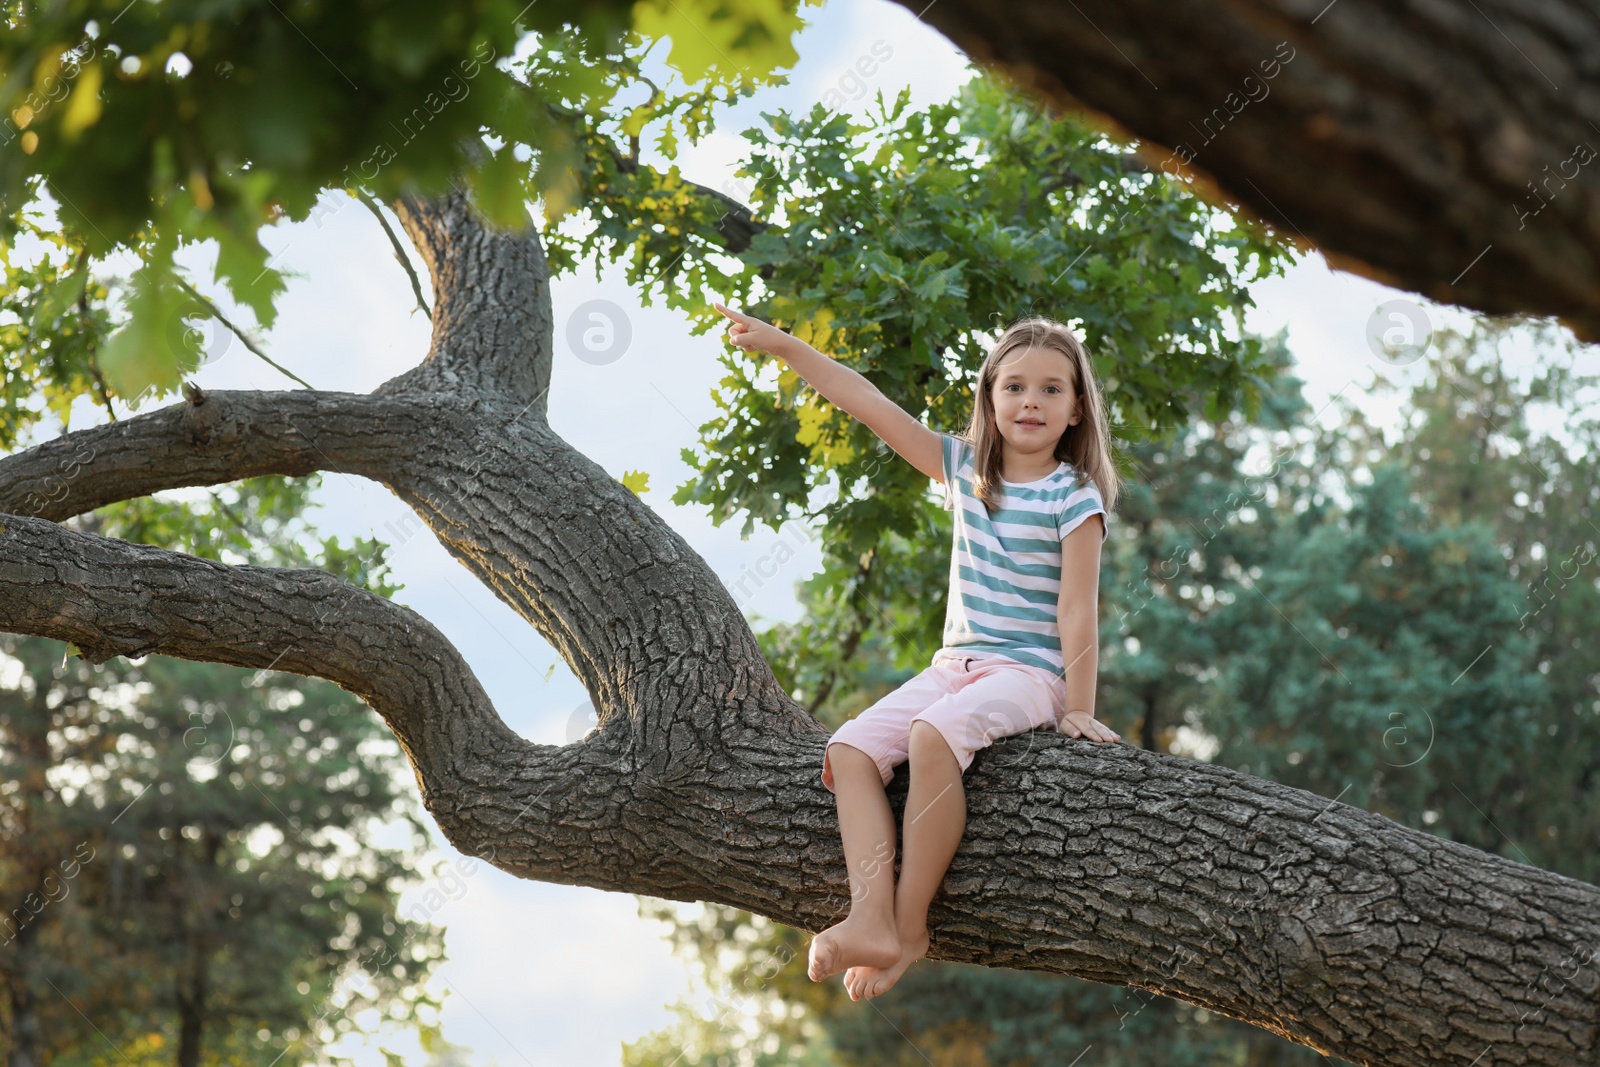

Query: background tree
(0, 469), (446, 1066)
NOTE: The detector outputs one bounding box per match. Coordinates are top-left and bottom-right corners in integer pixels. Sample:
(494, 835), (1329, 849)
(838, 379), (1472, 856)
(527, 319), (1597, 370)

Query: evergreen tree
(0, 476), (445, 1067)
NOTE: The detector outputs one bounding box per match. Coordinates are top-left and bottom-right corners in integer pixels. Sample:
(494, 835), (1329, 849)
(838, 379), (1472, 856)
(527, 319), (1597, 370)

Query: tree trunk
(0, 169), (1595, 1067)
(176, 994), (201, 1067)
(890, 0), (1600, 341)
(2, 648), (54, 1067)
(1141, 689), (1158, 753)
(4, 919), (42, 1067)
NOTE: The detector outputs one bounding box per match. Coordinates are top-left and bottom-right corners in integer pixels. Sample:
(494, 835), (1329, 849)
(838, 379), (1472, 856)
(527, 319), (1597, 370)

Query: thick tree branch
(1, 511), (1595, 1065)
(0, 381), (792, 760)
(372, 139), (556, 413)
(898, 0), (1600, 340)
(0, 512), (556, 864)
(0, 387), (411, 521)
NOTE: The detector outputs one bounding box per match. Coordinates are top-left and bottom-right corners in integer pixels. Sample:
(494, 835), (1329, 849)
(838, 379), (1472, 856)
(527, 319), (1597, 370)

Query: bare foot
(843, 927), (930, 1000)
(807, 915), (902, 982)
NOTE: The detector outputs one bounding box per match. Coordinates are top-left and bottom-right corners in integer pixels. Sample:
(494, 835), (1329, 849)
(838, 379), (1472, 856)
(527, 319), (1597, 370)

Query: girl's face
(989, 345), (1081, 452)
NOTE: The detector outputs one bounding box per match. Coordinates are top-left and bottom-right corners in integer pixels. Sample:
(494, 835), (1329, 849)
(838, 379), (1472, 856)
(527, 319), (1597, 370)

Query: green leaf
(467, 145), (531, 231)
(211, 231), (290, 332)
(99, 247), (189, 405)
(630, 0), (803, 85)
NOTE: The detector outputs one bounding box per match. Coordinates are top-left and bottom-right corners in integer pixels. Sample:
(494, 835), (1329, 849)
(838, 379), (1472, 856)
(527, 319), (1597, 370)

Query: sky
(16, 0), (1597, 1064)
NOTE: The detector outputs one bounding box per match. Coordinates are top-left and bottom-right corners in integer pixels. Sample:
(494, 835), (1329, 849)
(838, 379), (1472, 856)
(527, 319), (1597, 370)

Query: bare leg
(807, 742), (903, 981)
(845, 720), (963, 1000)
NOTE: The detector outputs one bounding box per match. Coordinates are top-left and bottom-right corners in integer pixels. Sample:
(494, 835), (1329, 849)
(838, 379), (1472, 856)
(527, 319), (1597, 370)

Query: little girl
(713, 302), (1122, 1003)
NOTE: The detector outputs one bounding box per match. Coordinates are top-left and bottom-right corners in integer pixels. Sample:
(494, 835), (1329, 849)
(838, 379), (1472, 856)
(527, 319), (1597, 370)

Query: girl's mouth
(1016, 419), (1045, 429)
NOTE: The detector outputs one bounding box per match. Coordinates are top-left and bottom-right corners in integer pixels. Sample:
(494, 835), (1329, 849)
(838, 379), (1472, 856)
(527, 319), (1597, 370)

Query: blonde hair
(956, 316), (1120, 515)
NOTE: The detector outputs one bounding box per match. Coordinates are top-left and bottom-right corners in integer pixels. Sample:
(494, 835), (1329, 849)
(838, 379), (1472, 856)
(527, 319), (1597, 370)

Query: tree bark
(891, 0), (1600, 341)
(0, 170), (1595, 1067)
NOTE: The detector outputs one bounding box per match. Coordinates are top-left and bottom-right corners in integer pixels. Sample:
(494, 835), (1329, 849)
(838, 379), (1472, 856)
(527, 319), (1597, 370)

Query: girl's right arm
(712, 303), (943, 482)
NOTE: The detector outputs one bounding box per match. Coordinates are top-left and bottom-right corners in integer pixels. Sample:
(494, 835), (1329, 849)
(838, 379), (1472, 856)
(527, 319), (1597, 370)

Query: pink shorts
(821, 648), (1067, 792)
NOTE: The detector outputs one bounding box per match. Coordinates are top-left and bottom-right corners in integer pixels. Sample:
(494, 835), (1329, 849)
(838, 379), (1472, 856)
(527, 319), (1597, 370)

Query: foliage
(0, 0), (810, 404)
(538, 52), (1295, 700)
(547, 68), (1294, 536)
(0, 471), (431, 1064)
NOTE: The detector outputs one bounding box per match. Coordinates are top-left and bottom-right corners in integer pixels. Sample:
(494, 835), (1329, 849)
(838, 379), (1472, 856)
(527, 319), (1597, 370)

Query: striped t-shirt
(939, 432), (1108, 675)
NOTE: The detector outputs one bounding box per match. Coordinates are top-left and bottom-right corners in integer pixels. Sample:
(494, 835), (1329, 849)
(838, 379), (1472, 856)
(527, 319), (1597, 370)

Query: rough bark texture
(1, 170), (1597, 1067)
(891, 0), (1600, 341)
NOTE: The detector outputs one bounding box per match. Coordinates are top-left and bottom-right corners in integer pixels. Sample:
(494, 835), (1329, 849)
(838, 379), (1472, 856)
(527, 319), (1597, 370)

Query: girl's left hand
(1062, 710), (1120, 742)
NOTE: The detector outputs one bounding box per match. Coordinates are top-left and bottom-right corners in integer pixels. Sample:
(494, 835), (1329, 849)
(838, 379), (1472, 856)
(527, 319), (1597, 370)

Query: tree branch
(355, 188), (433, 322)
(896, 0), (1600, 340)
(0, 512), (548, 864)
(0, 379), (793, 769)
(3, 147), (1594, 1066)
(3, 510), (1593, 1064)
(0, 387), (411, 522)
(370, 138), (555, 412)
(594, 133), (770, 253)
(170, 275), (315, 389)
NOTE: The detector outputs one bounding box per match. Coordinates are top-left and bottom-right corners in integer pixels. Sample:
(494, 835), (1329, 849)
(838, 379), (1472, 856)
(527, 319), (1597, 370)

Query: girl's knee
(908, 720), (957, 762)
(826, 740), (879, 774)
